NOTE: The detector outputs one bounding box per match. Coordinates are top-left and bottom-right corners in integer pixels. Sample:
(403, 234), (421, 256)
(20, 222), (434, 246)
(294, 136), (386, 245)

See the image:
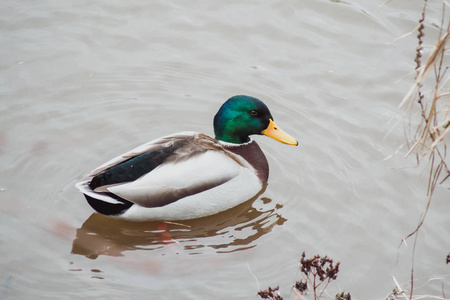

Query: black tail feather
(84, 194), (133, 216)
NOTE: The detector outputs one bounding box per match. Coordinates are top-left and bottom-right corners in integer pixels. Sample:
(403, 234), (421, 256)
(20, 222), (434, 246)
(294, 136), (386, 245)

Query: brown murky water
(1, 0), (449, 299)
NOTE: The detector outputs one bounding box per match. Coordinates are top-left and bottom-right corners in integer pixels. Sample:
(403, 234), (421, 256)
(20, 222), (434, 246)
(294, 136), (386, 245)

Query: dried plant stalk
(396, 1), (450, 299)
(401, 1), (450, 214)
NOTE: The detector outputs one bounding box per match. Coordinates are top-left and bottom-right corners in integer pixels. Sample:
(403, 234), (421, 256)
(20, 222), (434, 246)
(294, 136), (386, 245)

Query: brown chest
(223, 141), (269, 185)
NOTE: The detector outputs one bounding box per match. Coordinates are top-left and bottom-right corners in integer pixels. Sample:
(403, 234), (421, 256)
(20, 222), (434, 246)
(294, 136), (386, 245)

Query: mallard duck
(76, 95), (298, 221)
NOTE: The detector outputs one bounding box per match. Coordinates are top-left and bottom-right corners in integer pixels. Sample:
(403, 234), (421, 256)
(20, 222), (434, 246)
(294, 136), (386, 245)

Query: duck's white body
(76, 132), (267, 221)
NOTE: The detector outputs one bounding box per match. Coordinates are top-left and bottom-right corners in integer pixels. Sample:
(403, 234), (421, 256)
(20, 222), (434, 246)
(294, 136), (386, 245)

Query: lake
(1, 0), (449, 299)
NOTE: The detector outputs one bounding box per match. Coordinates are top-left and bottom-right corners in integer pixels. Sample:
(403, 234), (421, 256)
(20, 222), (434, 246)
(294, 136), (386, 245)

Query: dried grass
(392, 0), (450, 299)
(397, 0), (450, 243)
(400, 1), (450, 193)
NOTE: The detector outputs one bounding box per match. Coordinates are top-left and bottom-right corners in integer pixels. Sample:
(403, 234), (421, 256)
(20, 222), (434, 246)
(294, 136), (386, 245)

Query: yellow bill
(261, 119), (298, 146)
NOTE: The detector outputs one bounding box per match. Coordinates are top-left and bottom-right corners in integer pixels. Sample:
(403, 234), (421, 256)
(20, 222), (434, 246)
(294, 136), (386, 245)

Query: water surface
(1, 0), (449, 299)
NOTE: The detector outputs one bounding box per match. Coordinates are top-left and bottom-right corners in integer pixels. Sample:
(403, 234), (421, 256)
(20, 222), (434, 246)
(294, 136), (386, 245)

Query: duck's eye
(249, 110), (258, 116)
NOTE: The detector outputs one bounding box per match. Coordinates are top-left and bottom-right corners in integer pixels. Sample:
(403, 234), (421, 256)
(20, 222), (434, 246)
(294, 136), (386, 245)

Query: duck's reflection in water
(71, 195), (286, 259)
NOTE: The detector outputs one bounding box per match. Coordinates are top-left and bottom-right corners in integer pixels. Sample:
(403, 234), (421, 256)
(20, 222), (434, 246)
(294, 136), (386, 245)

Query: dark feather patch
(84, 194), (133, 216)
(89, 139), (187, 190)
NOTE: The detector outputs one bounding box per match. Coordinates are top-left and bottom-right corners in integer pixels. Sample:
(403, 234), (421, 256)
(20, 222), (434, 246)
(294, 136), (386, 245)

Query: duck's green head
(214, 95), (298, 145)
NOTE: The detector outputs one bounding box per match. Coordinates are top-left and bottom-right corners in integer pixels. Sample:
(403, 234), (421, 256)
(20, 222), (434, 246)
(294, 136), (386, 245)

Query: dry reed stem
(394, 1), (450, 299)
(400, 0), (449, 200)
